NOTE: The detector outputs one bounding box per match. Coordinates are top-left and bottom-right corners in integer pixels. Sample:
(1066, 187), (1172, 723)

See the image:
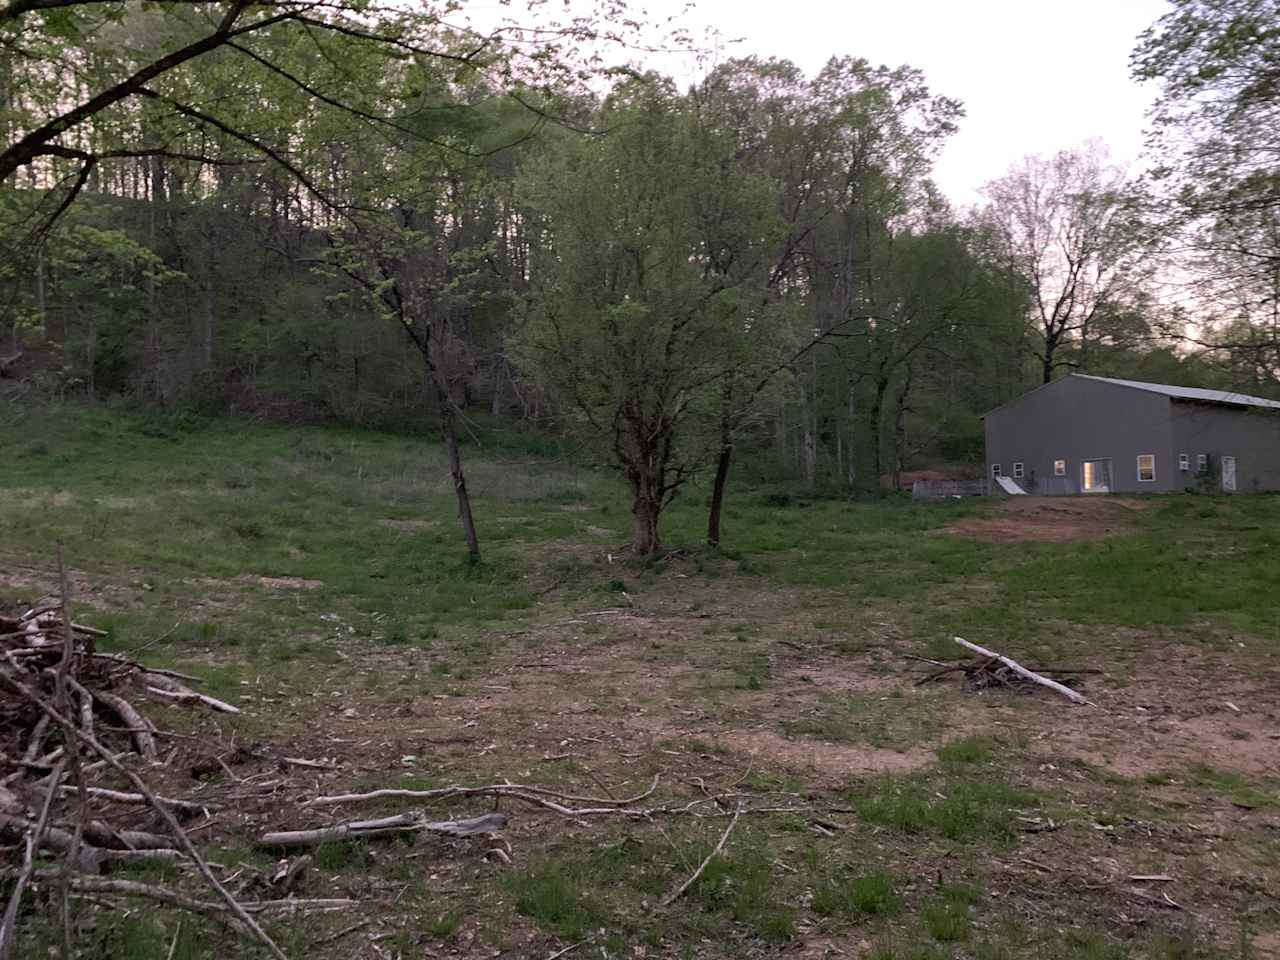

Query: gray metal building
(983, 375), (1280, 495)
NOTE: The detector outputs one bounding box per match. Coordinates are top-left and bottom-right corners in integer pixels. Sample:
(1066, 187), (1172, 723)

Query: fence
(910, 479), (991, 499)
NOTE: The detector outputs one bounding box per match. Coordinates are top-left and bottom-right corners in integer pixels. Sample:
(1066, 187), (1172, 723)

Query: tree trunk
(892, 367), (913, 492)
(632, 489), (661, 556)
(35, 245), (47, 341)
(1041, 329), (1059, 384)
(870, 374), (889, 493)
(707, 443), (732, 548)
(436, 383), (481, 563)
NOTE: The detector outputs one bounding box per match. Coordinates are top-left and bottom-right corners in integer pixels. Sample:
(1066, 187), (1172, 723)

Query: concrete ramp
(995, 476), (1028, 496)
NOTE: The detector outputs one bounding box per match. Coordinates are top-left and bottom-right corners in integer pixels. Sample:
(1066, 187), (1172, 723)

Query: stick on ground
(953, 637), (1091, 705)
(660, 803), (742, 907)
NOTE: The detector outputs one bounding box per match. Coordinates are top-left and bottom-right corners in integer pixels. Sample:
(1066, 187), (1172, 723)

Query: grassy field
(2, 404), (1279, 960)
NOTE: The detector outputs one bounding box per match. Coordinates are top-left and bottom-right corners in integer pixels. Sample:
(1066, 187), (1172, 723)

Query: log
(952, 637), (1091, 705)
(144, 685), (240, 714)
(256, 812), (507, 849)
(91, 690), (158, 759)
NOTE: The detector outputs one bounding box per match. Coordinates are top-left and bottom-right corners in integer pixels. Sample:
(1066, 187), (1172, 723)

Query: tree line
(1, 0), (1277, 556)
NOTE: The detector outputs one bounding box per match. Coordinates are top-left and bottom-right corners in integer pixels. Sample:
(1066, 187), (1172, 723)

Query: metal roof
(1073, 374), (1280, 410)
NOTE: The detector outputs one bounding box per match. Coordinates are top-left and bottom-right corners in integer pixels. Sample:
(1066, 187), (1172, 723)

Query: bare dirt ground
(943, 496), (1154, 543)
(5, 552), (1279, 958)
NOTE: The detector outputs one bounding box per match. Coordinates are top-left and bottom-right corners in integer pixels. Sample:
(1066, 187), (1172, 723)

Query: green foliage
(692, 846), (795, 942)
(503, 862), (609, 940)
(921, 883), (981, 942)
(811, 870), (902, 919)
(937, 736), (994, 765)
(850, 775), (1036, 843)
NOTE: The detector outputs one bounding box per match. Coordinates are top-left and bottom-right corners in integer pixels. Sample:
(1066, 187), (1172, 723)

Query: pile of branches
(913, 656), (1095, 693)
(0, 572), (302, 960)
(1, 605), (237, 777)
(909, 638), (1101, 705)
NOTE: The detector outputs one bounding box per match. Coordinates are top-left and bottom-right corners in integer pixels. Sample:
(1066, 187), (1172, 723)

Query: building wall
(984, 377), (1177, 494)
(1170, 402), (1280, 492)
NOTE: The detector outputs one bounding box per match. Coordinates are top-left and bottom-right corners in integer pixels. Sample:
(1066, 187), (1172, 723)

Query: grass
(3, 404), (1277, 959)
(811, 870), (902, 919)
(503, 863), (609, 941)
(850, 774), (1038, 843)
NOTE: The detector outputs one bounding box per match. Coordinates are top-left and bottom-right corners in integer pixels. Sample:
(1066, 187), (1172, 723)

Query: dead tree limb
(0, 672), (290, 960)
(660, 803), (742, 907)
(0, 760), (63, 960)
(305, 775), (659, 809)
(952, 637), (1091, 705)
(257, 812), (507, 849)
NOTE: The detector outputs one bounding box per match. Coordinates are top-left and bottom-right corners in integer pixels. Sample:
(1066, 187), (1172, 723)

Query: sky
(470, 0), (1172, 209)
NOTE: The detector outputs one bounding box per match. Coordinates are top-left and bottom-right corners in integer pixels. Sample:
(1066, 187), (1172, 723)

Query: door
(1082, 459), (1112, 493)
(1221, 456), (1237, 492)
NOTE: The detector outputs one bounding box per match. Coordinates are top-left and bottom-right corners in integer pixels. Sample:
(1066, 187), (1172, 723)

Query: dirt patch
(717, 729), (931, 777)
(943, 495), (1152, 543)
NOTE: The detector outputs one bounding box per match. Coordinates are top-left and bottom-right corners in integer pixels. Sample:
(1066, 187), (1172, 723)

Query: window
(1197, 453), (1208, 472)
(1137, 454), (1156, 483)
(1179, 453), (1190, 471)
(991, 464), (1001, 478)
(1012, 462), (1024, 479)
(1053, 459), (1066, 477)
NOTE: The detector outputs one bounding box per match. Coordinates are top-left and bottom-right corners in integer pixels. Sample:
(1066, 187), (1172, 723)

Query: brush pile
(910, 649), (1098, 701)
(1, 602), (237, 786)
(0, 594), (277, 957)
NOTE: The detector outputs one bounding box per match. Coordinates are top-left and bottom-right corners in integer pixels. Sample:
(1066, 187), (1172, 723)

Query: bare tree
(980, 145), (1140, 383)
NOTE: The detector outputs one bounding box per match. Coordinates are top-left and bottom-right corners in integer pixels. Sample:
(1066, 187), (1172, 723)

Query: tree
(516, 78), (780, 555)
(980, 145), (1142, 384)
(1133, 0), (1280, 384)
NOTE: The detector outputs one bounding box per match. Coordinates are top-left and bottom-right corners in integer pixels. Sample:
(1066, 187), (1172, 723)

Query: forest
(2, 0), (1278, 556)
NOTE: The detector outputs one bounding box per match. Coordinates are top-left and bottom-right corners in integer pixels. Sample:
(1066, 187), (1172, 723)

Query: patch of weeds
(425, 912), (462, 938)
(1187, 764), (1276, 808)
(312, 839), (365, 870)
(851, 775), (1036, 843)
(1058, 929), (1126, 960)
(811, 870), (901, 919)
(378, 622), (410, 646)
(692, 844), (794, 943)
(430, 660), (453, 676)
(78, 912), (205, 960)
(937, 735), (994, 765)
(921, 883), (981, 943)
(503, 862), (608, 940)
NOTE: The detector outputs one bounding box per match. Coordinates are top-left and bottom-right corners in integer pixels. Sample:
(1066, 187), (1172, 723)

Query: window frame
(991, 463), (1001, 479)
(1178, 453), (1190, 471)
(1136, 454), (1156, 483)
(1197, 453), (1208, 473)
(1053, 459), (1065, 477)
(1012, 462), (1025, 479)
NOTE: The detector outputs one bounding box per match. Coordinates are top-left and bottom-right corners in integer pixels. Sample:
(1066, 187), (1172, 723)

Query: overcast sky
(496, 0), (1172, 209)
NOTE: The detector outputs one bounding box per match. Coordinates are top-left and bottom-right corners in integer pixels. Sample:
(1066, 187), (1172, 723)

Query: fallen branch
(144, 685), (240, 715)
(0, 673), (289, 960)
(55, 785), (211, 814)
(661, 803), (742, 907)
(305, 775), (659, 809)
(0, 761), (62, 960)
(952, 637), (1091, 705)
(257, 812), (507, 849)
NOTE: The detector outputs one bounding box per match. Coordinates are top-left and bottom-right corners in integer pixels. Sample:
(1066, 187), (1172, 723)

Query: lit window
(1137, 454), (1156, 482)
(1197, 453), (1208, 472)
(991, 464), (1001, 478)
(1053, 460), (1065, 477)
(1179, 453), (1190, 471)
(1012, 462), (1024, 479)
